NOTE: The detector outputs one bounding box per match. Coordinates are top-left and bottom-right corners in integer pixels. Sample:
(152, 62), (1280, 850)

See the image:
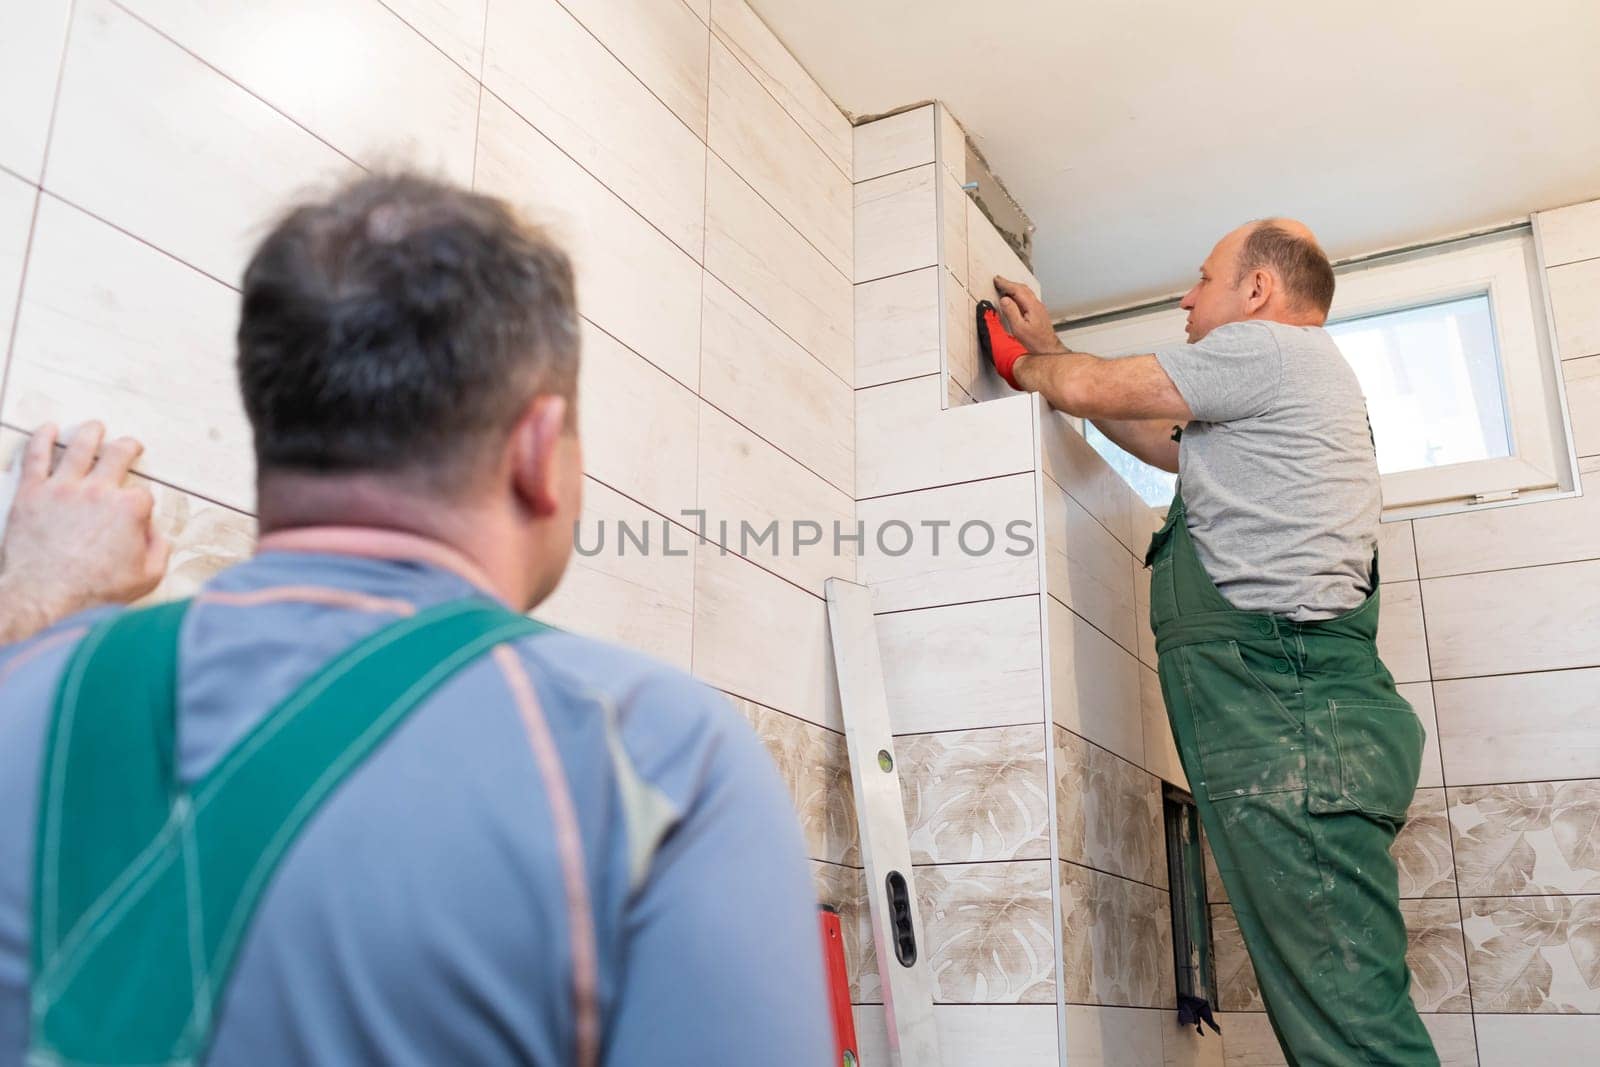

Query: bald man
(988, 221), (1435, 1066)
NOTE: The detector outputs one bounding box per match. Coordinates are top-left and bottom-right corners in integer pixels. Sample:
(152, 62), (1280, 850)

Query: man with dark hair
(0, 174), (831, 1066)
(981, 220), (1437, 1064)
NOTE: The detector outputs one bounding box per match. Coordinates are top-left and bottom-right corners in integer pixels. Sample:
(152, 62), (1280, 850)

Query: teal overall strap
(31, 598), (548, 1067)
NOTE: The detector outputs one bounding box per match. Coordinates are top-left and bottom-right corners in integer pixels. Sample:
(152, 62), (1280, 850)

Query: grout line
(883, 715), (1046, 740)
(698, 392), (852, 498)
(855, 467), (1040, 505)
(706, 142), (850, 286)
(373, 0), (482, 82)
(1419, 552), (1600, 583)
(38, 190), (241, 291)
(722, 687), (844, 740)
(701, 244), (852, 387)
(1045, 590), (1143, 667)
(1055, 856), (1170, 896)
(856, 158), (938, 187)
(1429, 661), (1600, 685)
(871, 591), (1038, 618)
(855, 369), (945, 393)
(0, 163), (39, 190)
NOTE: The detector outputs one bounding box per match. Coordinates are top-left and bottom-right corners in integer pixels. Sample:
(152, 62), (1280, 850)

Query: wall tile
(1050, 597), (1144, 767)
(0, 0), (71, 181)
(1039, 407), (1134, 548)
(536, 478), (694, 668)
(556, 0), (709, 139)
(700, 273), (852, 492)
(5, 198), (250, 509)
(1413, 471), (1600, 578)
(877, 596), (1044, 734)
(1423, 560), (1600, 678)
(704, 156), (851, 381)
(1548, 257), (1600, 361)
(475, 94), (701, 389)
(965, 193), (1039, 307)
(856, 472), (1038, 613)
(852, 106), (934, 183)
(731, 696), (857, 865)
(0, 174), (34, 368)
(935, 105), (967, 184)
(1378, 519), (1419, 582)
(1378, 580), (1431, 683)
(810, 861), (876, 1003)
(1214, 1013), (1478, 1067)
(941, 169), (969, 290)
(1564, 354), (1599, 458)
(709, 0), (850, 178)
(46, 0), (355, 286)
(1056, 726), (1166, 887)
(484, 0), (704, 253)
(855, 1004), (1060, 1066)
(574, 320), (698, 518)
(854, 266), (940, 388)
(691, 541), (839, 729)
(1475, 1013), (1600, 1067)
(856, 376), (1035, 499)
(1434, 668), (1600, 785)
(1396, 789), (1458, 898)
(897, 723), (1050, 864)
(1063, 1004), (1163, 1066)
(1211, 904), (1261, 1012)
(1164, 1013), (1227, 1067)
(708, 41), (849, 275)
(1060, 861), (1174, 1008)
(1463, 893), (1600, 1012)
(1449, 780), (1600, 897)
(1044, 475), (1138, 654)
(944, 273), (979, 398)
(382, 0), (486, 74)
(695, 400), (854, 594)
(1140, 664), (1188, 790)
(125, 0), (478, 183)
(1538, 199), (1600, 267)
(853, 164), (936, 283)
(1401, 681), (1445, 790)
(1134, 559), (1158, 668)
(919, 860), (1057, 1003)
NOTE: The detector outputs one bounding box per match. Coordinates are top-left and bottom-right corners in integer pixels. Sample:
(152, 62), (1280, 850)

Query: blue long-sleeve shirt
(0, 548), (831, 1065)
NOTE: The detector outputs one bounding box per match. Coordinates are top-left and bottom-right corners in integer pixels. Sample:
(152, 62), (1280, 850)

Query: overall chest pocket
(1305, 698), (1425, 825)
(1172, 640), (1306, 802)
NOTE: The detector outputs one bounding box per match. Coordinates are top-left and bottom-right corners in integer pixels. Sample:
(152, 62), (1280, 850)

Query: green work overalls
(28, 597), (545, 1067)
(1146, 491), (1436, 1067)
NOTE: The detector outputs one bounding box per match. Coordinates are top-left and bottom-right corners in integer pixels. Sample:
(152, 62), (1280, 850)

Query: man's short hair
(1236, 221), (1335, 316)
(237, 173), (578, 489)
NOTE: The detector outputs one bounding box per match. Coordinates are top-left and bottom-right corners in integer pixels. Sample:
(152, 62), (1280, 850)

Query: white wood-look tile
(1397, 681), (1443, 789)
(941, 168), (969, 289)
(1049, 596), (1144, 767)
(1538, 198), (1600, 267)
(1044, 474), (1137, 653)
(5, 198), (251, 509)
(1164, 1010), (1227, 1067)
(1140, 664), (1187, 789)
(536, 477), (694, 668)
(0, 0), (71, 181)
(1216, 1012), (1285, 1066)
(557, 0), (709, 140)
(692, 542), (840, 729)
(1424, 559), (1600, 678)
(483, 0), (705, 255)
(854, 267), (940, 388)
(1377, 580), (1430, 683)
(852, 106), (934, 183)
(966, 193), (1039, 306)
(1063, 1005), (1163, 1067)
(1377, 518), (1418, 582)
(704, 156), (851, 381)
(382, 0), (486, 74)
(680, 0), (709, 22)
(853, 164), (936, 283)
(1548, 256), (1600, 360)
(695, 401), (854, 594)
(47, 0), (355, 286)
(877, 596), (1044, 734)
(708, 41), (850, 276)
(857, 472), (1039, 612)
(1216, 1013), (1483, 1067)
(1039, 403), (1134, 547)
(1414, 471), (1600, 578)
(475, 93), (701, 389)
(936, 104), (967, 184)
(854, 1004), (1059, 1065)
(709, 0), (849, 178)
(1434, 666), (1600, 785)
(700, 273), (852, 492)
(1565, 353), (1600, 458)
(1133, 559), (1157, 668)
(855, 375), (1035, 499)
(0, 174), (35, 368)
(1473, 1008), (1600, 1066)
(123, 0), (478, 183)
(945, 271), (978, 396)
(576, 320), (697, 518)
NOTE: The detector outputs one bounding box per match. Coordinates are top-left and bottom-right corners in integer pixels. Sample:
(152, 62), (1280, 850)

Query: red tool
(976, 299), (1028, 389)
(819, 905), (859, 1066)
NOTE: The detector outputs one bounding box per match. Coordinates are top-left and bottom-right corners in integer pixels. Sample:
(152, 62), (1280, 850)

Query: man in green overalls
(985, 219), (1434, 1065)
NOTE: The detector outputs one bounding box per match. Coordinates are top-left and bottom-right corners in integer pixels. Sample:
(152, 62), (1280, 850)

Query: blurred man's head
(238, 173), (583, 609)
(1179, 218), (1335, 343)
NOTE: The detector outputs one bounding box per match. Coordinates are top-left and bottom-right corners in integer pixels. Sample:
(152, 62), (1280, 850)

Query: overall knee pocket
(1306, 699), (1426, 826)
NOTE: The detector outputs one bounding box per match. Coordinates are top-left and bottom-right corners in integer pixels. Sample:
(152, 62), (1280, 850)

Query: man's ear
(1245, 269), (1274, 314)
(508, 395), (570, 519)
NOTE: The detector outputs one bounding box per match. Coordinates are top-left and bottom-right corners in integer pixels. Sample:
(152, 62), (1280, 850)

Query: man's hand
(994, 276), (1067, 356)
(0, 423), (170, 644)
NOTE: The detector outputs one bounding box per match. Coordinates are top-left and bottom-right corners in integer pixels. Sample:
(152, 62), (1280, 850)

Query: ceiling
(750, 0), (1600, 318)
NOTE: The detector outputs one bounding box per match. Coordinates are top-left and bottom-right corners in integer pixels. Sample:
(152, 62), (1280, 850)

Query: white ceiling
(751, 0), (1600, 318)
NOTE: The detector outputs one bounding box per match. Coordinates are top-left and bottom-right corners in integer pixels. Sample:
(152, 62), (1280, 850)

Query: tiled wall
(0, 0), (866, 980)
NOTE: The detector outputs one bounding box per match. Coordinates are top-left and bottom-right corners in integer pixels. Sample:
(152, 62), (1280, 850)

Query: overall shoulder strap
(31, 597), (547, 1067)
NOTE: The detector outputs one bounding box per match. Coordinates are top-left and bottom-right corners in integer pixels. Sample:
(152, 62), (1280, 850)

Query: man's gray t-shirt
(1155, 320), (1381, 621)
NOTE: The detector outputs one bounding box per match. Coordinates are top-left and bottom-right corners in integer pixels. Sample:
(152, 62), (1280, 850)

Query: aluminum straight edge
(823, 577), (943, 1067)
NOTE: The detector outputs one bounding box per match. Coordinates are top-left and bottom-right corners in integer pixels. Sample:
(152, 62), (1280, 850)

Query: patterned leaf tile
(1060, 861), (1174, 1009)
(1396, 788), (1458, 898)
(898, 725), (1050, 864)
(1450, 781), (1600, 896)
(734, 696), (859, 866)
(1463, 893), (1600, 1014)
(917, 860), (1057, 1004)
(1056, 726), (1166, 888)
(811, 860), (877, 1003)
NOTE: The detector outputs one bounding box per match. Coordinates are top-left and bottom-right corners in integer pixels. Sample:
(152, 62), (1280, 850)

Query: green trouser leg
(1147, 492), (1435, 1066)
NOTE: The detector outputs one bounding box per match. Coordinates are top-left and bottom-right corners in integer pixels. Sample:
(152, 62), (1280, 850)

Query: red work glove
(976, 300), (1028, 390)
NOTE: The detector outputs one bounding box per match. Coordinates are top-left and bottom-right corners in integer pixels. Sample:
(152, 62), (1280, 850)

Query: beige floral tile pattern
(731, 696), (859, 866)
(1060, 861), (1174, 1008)
(1056, 726), (1166, 888)
(1397, 788), (1458, 899)
(811, 860), (878, 1004)
(1463, 893), (1600, 1013)
(1449, 780), (1600, 897)
(897, 725), (1050, 864)
(917, 861), (1056, 1004)
(1211, 903), (1261, 1011)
